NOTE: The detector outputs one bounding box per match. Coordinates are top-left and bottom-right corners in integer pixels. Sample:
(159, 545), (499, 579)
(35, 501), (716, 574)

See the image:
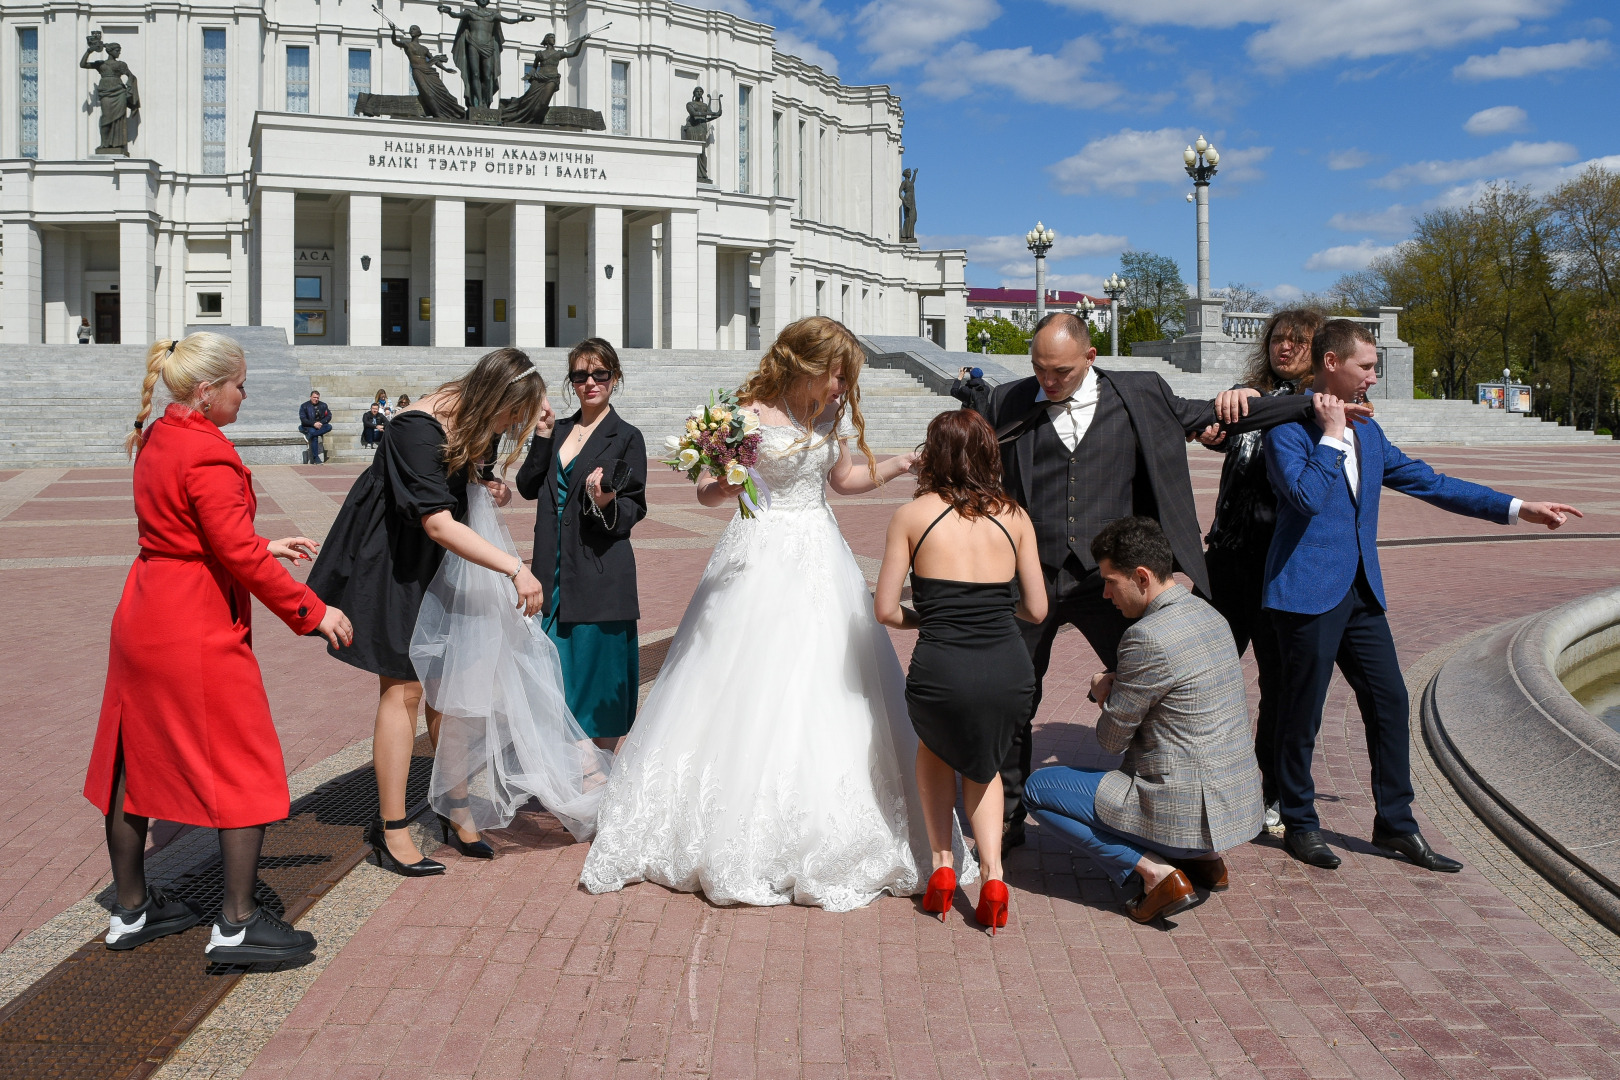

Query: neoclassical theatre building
(0, 0), (968, 352)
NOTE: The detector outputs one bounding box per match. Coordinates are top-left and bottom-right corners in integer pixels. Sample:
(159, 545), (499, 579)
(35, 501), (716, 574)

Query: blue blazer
(1262, 395), (1514, 615)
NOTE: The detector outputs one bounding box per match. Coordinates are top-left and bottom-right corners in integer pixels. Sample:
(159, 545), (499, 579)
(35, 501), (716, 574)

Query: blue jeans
(300, 423), (332, 461)
(1024, 767), (1213, 887)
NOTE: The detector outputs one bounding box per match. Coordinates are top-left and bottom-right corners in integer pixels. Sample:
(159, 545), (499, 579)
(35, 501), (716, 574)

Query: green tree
(1118, 250), (1189, 338)
(964, 316), (1031, 356)
(1373, 207), (1493, 400)
(1120, 309), (1163, 356)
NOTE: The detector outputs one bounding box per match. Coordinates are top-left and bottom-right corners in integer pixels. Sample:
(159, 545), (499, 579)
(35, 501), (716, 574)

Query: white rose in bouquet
(725, 460), (749, 486)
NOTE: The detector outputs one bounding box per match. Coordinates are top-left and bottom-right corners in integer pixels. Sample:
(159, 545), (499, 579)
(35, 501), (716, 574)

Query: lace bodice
(751, 418), (847, 513)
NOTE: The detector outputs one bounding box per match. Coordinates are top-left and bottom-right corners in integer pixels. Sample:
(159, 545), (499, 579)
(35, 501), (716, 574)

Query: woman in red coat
(85, 333), (352, 964)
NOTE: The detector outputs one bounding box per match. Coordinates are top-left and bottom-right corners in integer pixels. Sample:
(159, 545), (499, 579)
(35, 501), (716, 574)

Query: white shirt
(1320, 429), (1521, 520)
(1035, 368), (1101, 452)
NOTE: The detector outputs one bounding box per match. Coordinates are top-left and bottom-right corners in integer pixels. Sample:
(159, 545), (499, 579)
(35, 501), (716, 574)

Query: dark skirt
(904, 576), (1035, 784)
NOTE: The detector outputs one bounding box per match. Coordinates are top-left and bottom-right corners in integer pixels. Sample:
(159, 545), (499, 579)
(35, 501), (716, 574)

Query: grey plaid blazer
(1094, 585), (1264, 852)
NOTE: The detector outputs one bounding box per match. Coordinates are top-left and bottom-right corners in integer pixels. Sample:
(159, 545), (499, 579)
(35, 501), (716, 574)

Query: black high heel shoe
(366, 816), (446, 877)
(436, 813), (495, 859)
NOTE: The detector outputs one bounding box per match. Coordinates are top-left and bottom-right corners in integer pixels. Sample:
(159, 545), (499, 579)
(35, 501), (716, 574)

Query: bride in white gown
(579, 317), (976, 911)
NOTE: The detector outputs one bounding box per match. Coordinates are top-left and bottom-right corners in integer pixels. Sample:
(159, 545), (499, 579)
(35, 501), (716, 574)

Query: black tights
(105, 748), (266, 923)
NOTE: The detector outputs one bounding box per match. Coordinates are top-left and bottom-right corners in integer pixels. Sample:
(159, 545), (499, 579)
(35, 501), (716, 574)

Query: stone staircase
(0, 335), (1608, 469)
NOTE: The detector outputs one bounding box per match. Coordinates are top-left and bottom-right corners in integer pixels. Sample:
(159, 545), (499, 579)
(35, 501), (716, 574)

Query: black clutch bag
(600, 458), (632, 493)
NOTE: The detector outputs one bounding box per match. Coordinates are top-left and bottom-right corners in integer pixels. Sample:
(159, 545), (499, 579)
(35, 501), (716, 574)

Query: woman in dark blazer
(517, 338), (648, 747)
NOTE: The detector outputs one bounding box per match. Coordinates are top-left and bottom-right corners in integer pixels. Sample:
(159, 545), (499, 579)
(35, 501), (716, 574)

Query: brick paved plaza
(4, 441), (1620, 1078)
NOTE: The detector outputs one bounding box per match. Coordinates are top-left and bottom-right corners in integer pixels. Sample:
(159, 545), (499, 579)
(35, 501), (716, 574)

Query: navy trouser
(300, 423), (333, 461)
(1269, 568), (1416, 835)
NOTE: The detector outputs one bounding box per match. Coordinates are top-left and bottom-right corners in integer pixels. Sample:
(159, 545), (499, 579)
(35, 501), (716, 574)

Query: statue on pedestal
(81, 33), (139, 156)
(899, 168), (919, 243)
(502, 31), (591, 126)
(385, 22), (466, 120)
(437, 0), (534, 110)
(681, 88), (723, 185)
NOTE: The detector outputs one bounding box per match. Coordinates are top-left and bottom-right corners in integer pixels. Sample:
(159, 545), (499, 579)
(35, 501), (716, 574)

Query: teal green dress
(544, 460), (639, 739)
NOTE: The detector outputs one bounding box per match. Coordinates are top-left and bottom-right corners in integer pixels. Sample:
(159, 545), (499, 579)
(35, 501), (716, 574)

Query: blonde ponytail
(125, 332), (247, 458)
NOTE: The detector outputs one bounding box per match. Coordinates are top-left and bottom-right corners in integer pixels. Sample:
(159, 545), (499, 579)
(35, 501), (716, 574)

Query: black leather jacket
(1203, 381), (1299, 557)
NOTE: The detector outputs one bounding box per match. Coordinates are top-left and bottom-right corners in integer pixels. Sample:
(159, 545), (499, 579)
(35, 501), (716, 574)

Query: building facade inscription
(367, 139), (612, 182)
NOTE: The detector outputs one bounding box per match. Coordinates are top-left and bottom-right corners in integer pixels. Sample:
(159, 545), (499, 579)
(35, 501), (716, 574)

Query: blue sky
(704, 0), (1619, 302)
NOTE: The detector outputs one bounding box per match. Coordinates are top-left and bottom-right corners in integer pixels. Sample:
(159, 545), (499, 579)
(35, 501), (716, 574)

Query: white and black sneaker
(105, 886), (204, 951)
(204, 906), (316, 964)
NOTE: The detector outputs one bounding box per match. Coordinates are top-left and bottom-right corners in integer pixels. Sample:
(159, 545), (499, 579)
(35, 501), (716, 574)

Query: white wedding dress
(579, 415), (977, 911)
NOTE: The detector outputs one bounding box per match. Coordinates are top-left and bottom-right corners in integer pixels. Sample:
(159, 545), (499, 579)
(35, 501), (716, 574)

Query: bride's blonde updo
(738, 316), (877, 480)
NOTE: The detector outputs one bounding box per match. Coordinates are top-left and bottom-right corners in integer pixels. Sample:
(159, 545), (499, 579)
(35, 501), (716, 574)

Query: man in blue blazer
(1264, 320), (1579, 872)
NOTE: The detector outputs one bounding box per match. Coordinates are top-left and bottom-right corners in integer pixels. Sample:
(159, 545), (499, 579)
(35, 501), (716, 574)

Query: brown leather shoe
(1125, 869), (1195, 923)
(1168, 856), (1229, 891)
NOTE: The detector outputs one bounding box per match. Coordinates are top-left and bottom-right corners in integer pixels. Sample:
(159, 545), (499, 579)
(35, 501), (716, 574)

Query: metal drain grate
(0, 736), (435, 1080)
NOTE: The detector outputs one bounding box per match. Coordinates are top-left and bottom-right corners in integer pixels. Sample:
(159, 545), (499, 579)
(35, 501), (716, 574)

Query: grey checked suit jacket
(1093, 585), (1264, 852)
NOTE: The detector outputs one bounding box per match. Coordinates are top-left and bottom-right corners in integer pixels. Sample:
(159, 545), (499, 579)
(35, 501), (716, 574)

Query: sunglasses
(567, 369), (614, 386)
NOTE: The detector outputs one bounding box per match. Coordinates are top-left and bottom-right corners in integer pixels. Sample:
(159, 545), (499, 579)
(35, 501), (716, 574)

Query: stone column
(64, 232), (84, 341)
(510, 202), (547, 349)
(120, 218), (156, 344)
(759, 246), (791, 346)
(626, 217), (655, 348)
(730, 251), (751, 349)
(663, 209), (698, 349)
(43, 229), (66, 344)
(587, 206), (624, 346)
(696, 240), (717, 349)
(256, 189), (296, 341)
(348, 194), (382, 346)
(943, 285), (967, 352)
(1, 221), (43, 344)
(431, 198), (465, 348)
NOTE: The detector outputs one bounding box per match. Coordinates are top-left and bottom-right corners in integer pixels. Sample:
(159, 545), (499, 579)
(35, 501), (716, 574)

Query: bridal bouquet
(662, 389), (770, 519)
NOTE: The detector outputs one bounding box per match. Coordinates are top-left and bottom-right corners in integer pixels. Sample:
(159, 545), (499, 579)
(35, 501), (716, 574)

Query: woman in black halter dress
(876, 410), (1046, 933)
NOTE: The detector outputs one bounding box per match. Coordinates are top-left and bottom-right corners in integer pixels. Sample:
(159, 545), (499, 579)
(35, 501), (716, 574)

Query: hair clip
(133, 419), (144, 431)
(165, 340), (179, 355)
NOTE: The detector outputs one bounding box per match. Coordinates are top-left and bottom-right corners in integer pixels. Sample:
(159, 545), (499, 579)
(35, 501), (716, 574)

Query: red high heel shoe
(975, 879), (1009, 935)
(922, 867), (956, 922)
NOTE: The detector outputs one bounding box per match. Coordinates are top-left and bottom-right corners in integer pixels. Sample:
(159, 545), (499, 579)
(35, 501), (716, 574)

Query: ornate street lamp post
(1026, 221), (1056, 323)
(1103, 272), (1127, 356)
(1182, 136), (1219, 299)
(1431, 368), (1440, 400)
(977, 328), (991, 354)
(1079, 295), (1095, 347)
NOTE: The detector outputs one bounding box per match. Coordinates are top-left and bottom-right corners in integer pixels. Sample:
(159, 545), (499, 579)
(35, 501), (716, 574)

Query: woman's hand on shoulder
(268, 536), (319, 563)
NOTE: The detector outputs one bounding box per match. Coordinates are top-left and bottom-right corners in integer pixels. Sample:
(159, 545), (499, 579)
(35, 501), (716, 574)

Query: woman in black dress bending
(875, 409), (1046, 932)
(308, 348), (548, 875)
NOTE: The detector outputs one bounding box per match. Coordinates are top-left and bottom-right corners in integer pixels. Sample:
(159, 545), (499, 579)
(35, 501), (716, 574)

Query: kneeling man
(1026, 517), (1262, 924)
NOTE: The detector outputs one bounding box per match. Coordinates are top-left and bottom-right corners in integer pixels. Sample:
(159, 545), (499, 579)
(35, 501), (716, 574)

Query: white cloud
(1269, 284), (1304, 302)
(1305, 240), (1399, 271)
(1041, 0), (1561, 70)
(1454, 38), (1611, 80)
(1182, 70), (1249, 115)
(1373, 140), (1578, 189)
(1046, 127), (1271, 196)
(927, 231), (1129, 279)
(1328, 204), (1417, 235)
(1327, 148), (1374, 171)
(775, 30), (840, 74)
(1464, 105), (1529, 135)
(854, 0), (1000, 70)
(989, 272), (1109, 293)
(916, 38), (1119, 107)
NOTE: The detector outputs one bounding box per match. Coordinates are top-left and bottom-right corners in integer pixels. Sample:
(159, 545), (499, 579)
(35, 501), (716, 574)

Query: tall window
(18, 29), (38, 159)
(610, 61), (629, 135)
(348, 49), (371, 116)
(202, 29), (228, 173)
(772, 111), (781, 196)
(285, 46), (310, 112)
(797, 120), (806, 209)
(736, 85), (751, 194)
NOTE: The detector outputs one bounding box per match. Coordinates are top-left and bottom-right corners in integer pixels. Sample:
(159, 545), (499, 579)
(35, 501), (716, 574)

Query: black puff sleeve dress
(307, 411), (474, 680)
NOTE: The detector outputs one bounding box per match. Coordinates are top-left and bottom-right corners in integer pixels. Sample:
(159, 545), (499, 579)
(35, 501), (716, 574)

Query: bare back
(904, 493), (1024, 583)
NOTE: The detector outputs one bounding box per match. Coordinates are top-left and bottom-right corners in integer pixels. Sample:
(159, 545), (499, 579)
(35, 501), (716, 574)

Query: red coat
(84, 405), (326, 828)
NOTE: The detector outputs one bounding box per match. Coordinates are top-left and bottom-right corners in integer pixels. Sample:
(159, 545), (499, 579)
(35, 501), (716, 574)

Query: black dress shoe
(1284, 828), (1341, 869)
(1002, 822), (1026, 850)
(1373, 827), (1463, 872)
